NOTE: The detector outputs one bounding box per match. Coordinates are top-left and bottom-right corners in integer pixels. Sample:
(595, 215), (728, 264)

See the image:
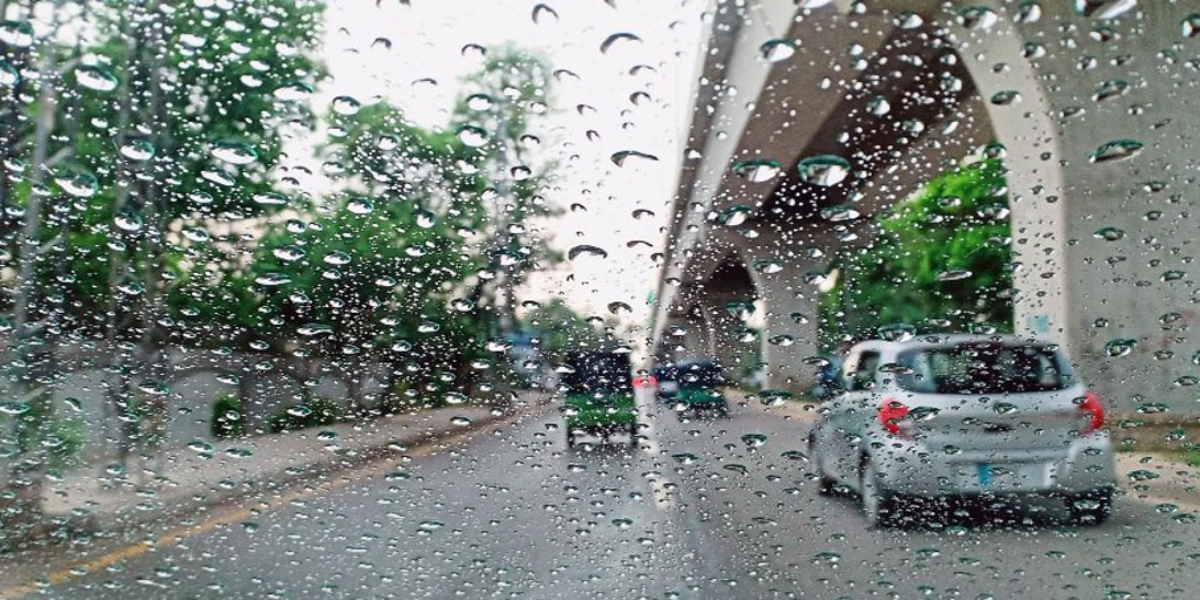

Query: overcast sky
(314, 0), (707, 334)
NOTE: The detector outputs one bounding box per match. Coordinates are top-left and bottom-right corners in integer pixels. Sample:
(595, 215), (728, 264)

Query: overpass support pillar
(698, 293), (747, 378)
(755, 270), (821, 396)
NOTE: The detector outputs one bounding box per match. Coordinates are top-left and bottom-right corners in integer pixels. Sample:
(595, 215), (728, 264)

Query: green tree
(825, 157), (1013, 345)
(450, 46), (561, 330)
(522, 298), (607, 364)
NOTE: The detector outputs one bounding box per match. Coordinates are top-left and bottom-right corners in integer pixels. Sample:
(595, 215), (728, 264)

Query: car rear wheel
(861, 459), (899, 528)
(1067, 488), (1113, 525)
(808, 433), (837, 496)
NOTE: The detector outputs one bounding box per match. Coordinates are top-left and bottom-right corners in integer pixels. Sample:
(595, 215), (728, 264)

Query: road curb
(4, 400), (552, 557)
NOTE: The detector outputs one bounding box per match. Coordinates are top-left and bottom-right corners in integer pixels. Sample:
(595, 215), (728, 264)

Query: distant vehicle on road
(808, 335), (1115, 528)
(672, 360), (729, 418)
(809, 355), (843, 400)
(561, 351), (637, 447)
(653, 364), (679, 399)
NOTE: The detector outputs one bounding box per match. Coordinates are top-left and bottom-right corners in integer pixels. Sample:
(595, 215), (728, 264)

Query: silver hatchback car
(809, 335), (1116, 527)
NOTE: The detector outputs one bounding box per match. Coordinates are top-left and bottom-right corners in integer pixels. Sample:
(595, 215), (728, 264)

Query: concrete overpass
(651, 0), (1200, 414)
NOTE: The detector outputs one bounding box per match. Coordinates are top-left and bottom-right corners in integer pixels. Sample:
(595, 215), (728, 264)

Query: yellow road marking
(0, 416), (516, 599)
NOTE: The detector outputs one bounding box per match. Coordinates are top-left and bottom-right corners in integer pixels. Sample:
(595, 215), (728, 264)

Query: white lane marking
(636, 387), (677, 511)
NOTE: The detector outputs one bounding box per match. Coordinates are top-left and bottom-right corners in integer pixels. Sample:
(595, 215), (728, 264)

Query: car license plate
(977, 463), (991, 487)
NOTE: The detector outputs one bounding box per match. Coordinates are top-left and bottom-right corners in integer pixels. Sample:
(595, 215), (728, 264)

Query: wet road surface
(11, 392), (1199, 599)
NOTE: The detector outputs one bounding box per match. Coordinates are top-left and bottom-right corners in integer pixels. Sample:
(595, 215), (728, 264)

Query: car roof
(849, 333), (1060, 354)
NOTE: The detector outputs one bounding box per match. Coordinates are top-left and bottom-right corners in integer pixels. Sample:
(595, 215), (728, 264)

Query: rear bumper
(873, 433), (1116, 497)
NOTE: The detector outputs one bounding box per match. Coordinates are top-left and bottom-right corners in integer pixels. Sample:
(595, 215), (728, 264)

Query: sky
(314, 0), (708, 334)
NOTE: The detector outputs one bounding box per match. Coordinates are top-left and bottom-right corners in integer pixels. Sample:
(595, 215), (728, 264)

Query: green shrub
(269, 396), (344, 433)
(4, 396), (86, 471)
(211, 394), (245, 439)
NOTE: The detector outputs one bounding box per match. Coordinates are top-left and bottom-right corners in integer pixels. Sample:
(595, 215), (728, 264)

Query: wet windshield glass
(0, 0), (1197, 598)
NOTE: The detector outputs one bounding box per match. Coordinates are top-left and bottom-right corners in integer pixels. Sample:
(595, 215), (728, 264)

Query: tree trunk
(6, 0), (67, 522)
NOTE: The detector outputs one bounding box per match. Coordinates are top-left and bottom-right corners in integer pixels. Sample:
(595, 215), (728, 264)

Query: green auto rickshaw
(673, 360), (729, 418)
(561, 351), (637, 447)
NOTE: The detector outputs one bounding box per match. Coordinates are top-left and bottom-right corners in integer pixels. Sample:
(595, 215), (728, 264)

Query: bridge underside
(652, 0), (1198, 413)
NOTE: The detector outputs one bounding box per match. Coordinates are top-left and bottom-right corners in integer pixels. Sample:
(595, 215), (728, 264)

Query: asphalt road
(10, 391), (1200, 599)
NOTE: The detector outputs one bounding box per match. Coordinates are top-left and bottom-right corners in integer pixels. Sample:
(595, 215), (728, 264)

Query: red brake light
(1079, 391), (1104, 433)
(879, 397), (909, 435)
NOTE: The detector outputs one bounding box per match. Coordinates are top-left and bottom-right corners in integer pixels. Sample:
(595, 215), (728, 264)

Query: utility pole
(491, 94), (518, 334)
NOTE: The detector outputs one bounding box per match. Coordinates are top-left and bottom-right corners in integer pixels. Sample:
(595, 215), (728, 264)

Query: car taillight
(1078, 391), (1104, 433)
(878, 397), (909, 435)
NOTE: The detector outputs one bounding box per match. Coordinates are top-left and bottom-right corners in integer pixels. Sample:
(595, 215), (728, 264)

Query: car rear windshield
(896, 344), (1073, 394)
(561, 353), (633, 394)
(678, 363), (722, 389)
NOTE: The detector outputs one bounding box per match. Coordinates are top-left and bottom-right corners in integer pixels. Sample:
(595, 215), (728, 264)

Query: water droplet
(796, 155), (851, 186)
(812, 551), (841, 565)
(182, 228), (210, 243)
(1092, 80), (1128, 102)
(273, 245), (306, 262)
(255, 273), (292, 287)
(768, 335), (795, 347)
(414, 209), (437, 229)
(1015, 1), (1042, 23)
(323, 251), (351, 266)
(1183, 14), (1200, 38)
(608, 301), (632, 315)
(465, 93), (493, 112)
(936, 268), (972, 282)
(957, 6), (998, 30)
(252, 191), (289, 206)
(600, 32), (641, 54)
(878, 323), (916, 342)
(732, 159), (780, 182)
(451, 298), (475, 312)
(0, 402), (30, 415)
(1093, 226), (1124, 241)
(1072, 0), (1136, 20)
(119, 139), (155, 161)
(867, 96), (891, 116)
(719, 206), (752, 226)
(272, 81), (313, 101)
(819, 204), (860, 222)
(1089, 139), (1143, 163)
(458, 125), (488, 147)
(990, 90), (1021, 105)
(1104, 338), (1136, 357)
(760, 39), (796, 62)
(665, 452), (700, 467)
(0, 20), (32, 47)
(568, 244), (608, 260)
(611, 150), (658, 166)
(741, 433), (768, 447)
(1126, 469), (1159, 482)
(723, 464), (749, 476)
(210, 140), (258, 165)
(450, 416), (472, 427)
(0, 60), (18, 86)
(54, 167), (99, 198)
(531, 3), (558, 23)
(893, 11), (923, 29)
(754, 260), (783, 274)
(331, 95), (361, 116)
(347, 197), (374, 214)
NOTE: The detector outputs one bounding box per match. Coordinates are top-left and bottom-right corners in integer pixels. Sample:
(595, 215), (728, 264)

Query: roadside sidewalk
(1115, 451), (1200, 506)
(36, 394), (551, 542)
